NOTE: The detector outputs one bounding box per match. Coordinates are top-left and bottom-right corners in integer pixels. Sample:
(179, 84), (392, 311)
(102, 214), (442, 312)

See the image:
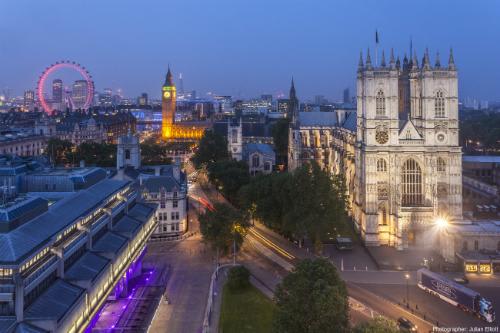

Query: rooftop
(244, 143), (275, 156)
(298, 111), (338, 127)
(24, 279), (84, 322)
(0, 179), (129, 264)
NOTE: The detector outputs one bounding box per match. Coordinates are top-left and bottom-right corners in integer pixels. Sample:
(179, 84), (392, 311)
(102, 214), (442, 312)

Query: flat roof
(24, 279), (85, 322)
(92, 231), (128, 255)
(65, 252), (110, 283)
(0, 179), (130, 264)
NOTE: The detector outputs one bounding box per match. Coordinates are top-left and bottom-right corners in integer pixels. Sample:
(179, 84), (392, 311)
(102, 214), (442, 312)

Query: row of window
(374, 90), (447, 118)
(160, 223), (180, 233)
(375, 157), (446, 173)
(160, 200), (178, 209)
(158, 211), (180, 221)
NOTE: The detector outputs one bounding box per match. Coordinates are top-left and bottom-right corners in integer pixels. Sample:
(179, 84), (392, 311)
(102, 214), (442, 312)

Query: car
(453, 276), (469, 284)
(397, 317), (417, 332)
(335, 237), (353, 250)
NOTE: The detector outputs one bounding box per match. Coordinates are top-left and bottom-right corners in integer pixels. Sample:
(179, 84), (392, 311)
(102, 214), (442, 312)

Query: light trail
(248, 228), (296, 260)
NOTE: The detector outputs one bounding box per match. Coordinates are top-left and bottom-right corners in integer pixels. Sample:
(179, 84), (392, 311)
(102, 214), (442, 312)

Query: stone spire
(358, 51), (364, 71)
(412, 51), (419, 70)
(448, 48), (456, 70)
(381, 50), (386, 67)
(389, 48), (395, 69)
(365, 48), (373, 70)
(403, 53), (409, 70)
(435, 51), (441, 68)
(422, 48), (431, 70)
(289, 77), (299, 122)
(165, 66), (174, 86)
(395, 56), (401, 70)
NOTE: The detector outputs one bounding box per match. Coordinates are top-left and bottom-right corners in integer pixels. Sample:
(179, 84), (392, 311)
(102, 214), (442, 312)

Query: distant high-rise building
(261, 94), (273, 103)
(52, 79), (63, 103)
(343, 88), (350, 104)
(179, 73), (184, 94)
(72, 80), (88, 109)
(138, 93), (148, 106)
(23, 90), (35, 110)
(99, 88), (113, 107)
(314, 95), (326, 105)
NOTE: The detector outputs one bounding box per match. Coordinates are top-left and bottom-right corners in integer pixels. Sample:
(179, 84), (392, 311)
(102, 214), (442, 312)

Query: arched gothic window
(435, 91), (445, 118)
(377, 158), (387, 172)
(376, 90), (386, 116)
(437, 157), (446, 172)
(401, 158), (423, 206)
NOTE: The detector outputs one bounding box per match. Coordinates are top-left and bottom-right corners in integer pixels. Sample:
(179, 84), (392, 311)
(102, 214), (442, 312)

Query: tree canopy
(191, 130), (229, 168)
(207, 159), (250, 202)
(199, 202), (249, 255)
(273, 258), (349, 333)
(238, 162), (349, 252)
(271, 118), (290, 167)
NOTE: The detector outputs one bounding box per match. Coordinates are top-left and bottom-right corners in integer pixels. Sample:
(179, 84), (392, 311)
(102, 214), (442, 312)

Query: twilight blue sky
(0, 0), (499, 101)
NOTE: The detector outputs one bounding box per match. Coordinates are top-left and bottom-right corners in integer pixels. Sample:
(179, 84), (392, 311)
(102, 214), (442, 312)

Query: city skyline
(0, 0), (499, 101)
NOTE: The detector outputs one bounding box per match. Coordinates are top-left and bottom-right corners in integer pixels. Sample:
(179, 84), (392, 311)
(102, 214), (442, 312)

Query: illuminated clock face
(163, 91), (171, 99)
(375, 129), (389, 144)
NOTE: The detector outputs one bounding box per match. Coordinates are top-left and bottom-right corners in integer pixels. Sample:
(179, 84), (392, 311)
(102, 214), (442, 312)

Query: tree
(207, 160), (250, 202)
(273, 258), (349, 333)
(74, 142), (116, 167)
(46, 138), (74, 166)
(199, 203), (249, 263)
(352, 317), (399, 333)
(271, 118), (290, 167)
(191, 130), (229, 168)
(227, 266), (250, 291)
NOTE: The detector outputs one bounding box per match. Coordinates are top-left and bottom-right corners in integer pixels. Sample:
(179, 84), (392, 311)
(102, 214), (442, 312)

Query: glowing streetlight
(435, 217), (448, 229)
(405, 273), (410, 308)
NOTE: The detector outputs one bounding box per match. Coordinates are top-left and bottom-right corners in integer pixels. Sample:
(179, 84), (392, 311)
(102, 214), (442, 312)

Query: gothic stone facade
(289, 49), (463, 250)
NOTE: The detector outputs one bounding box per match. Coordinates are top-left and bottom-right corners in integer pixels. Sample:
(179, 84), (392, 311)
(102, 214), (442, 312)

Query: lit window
(401, 158), (423, 206)
(376, 90), (386, 116)
(435, 91), (445, 118)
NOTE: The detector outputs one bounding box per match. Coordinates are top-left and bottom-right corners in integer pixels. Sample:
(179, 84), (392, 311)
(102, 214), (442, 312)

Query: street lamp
(405, 273), (410, 308)
(435, 217), (448, 230)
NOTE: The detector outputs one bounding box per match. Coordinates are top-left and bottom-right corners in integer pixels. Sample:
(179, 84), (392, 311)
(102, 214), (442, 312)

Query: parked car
(335, 237), (353, 250)
(397, 317), (417, 332)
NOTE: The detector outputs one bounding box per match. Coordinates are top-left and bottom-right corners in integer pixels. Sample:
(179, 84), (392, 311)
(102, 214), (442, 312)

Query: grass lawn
(219, 284), (275, 333)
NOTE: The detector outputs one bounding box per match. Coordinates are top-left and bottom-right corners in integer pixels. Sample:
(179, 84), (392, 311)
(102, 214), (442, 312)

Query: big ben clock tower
(162, 67), (176, 140)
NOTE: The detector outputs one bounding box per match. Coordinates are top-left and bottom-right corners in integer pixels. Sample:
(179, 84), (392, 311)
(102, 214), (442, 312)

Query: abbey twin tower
(289, 48), (462, 250)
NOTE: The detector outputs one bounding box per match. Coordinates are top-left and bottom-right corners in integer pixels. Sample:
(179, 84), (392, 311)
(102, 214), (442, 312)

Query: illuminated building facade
(161, 67), (206, 141)
(290, 48), (464, 250)
(0, 179), (156, 332)
(72, 80), (88, 109)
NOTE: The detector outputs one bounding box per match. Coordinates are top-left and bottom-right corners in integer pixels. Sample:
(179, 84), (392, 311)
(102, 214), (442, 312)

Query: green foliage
(271, 118), (290, 166)
(140, 139), (173, 165)
(227, 266), (251, 291)
(238, 161), (349, 252)
(191, 130), (228, 168)
(220, 283), (274, 333)
(352, 317), (399, 333)
(199, 203), (249, 254)
(207, 159), (250, 202)
(273, 258), (349, 333)
(460, 110), (500, 154)
(74, 142), (117, 167)
(46, 138), (74, 166)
